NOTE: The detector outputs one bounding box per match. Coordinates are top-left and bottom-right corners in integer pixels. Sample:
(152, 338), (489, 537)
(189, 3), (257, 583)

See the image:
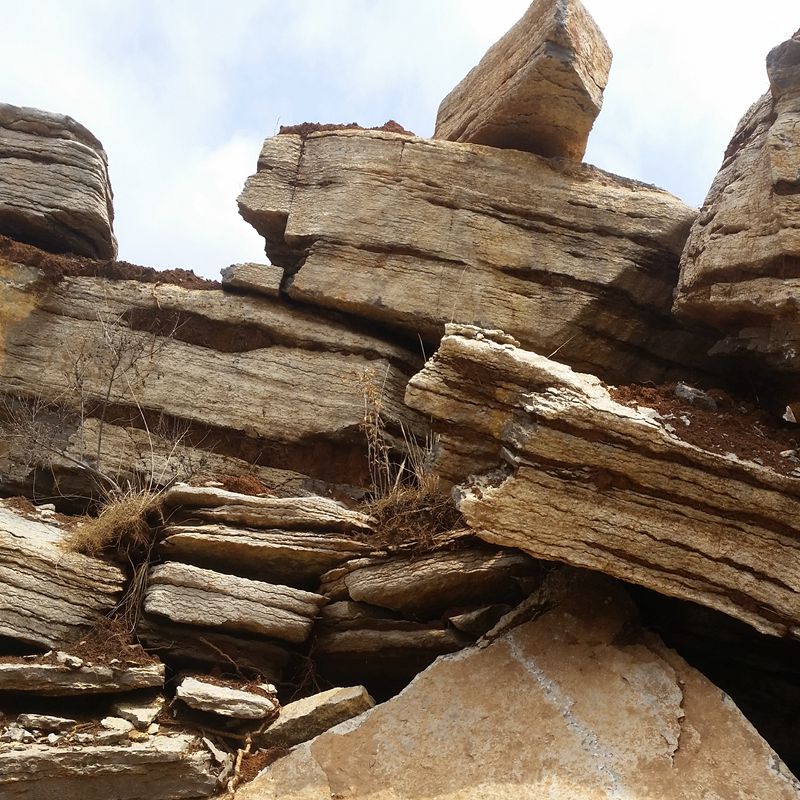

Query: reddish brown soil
(4, 495), (37, 515)
(238, 748), (290, 784)
(2, 496), (86, 529)
(611, 383), (799, 474)
(0, 235), (218, 290)
(279, 120), (415, 139)
(217, 474), (273, 496)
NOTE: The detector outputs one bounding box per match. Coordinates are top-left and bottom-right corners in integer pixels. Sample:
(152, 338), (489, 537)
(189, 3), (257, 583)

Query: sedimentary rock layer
(0, 503), (123, 649)
(674, 31), (800, 373)
(0, 662), (164, 695)
(434, 0), (611, 160)
(239, 129), (714, 385)
(237, 571), (800, 800)
(406, 325), (800, 639)
(0, 103), (116, 259)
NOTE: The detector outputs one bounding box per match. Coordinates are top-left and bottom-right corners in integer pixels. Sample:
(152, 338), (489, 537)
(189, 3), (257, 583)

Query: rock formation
(675, 30), (800, 379)
(434, 0), (612, 160)
(0, 103), (116, 259)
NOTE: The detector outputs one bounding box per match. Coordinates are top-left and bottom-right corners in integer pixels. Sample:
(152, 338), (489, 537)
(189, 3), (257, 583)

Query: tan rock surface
(406, 325), (800, 639)
(675, 31), (800, 373)
(434, 0), (611, 160)
(0, 661), (164, 695)
(0, 103), (116, 259)
(237, 572), (800, 800)
(144, 562), (327, 644)
(239, 129), (713, 385)
(0, 503), (124, 649)
(176, 676), (278, 720)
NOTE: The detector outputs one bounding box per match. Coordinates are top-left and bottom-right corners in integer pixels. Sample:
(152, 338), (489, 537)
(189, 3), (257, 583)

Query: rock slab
(434, 0), (612, 160)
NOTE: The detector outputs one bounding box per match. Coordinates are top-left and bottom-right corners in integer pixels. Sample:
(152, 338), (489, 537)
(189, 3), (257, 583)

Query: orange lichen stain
(0, 260), (42, 367)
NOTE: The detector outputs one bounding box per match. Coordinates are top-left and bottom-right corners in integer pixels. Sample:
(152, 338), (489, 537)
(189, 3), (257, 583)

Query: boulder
(222, 262), (284, 297)
(0, 503), (124, 649)
(0, 103), (116, 258)
(235, 571), (800, 800)
(175, 677), (278, 721)
(434, 0), (611, 160)
(406, 325), (800, 639)
(144, 562), (327, 644)
(239, 129), (715, 385)
(258, 686), (374, 749)
(0, 661), (164, 695)
(674, 31), (800, 377)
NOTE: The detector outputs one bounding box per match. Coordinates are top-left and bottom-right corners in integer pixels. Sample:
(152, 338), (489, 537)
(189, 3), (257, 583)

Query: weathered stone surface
(222, 262), (284, 297)
(17, 714), (76, 733)
(0, 263), (422, 495)
(239, 129), (714, 385)
(0, 503), (124, 649)
(319, 548), (537, 617)
(0, 661), (164, 695)
(176, 677), (278, 720)
(0, 734), (217, 799)
(160, 523), (373, 585)
(406, 325), (800, 639)
(112, 696), (165, 731)
(259, 686), (374, 749)
(434, 0), (611, 160)
(237, 571), (800, 800)
(674, 31), (800, 374)
(0, 103), (116, 259)
(448, 604), (512, 636)
(144, 562), (327, 644)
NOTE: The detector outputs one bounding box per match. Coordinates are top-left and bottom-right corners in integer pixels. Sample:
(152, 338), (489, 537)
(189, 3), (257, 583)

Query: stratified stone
(144, 562), (327, 644)
(674, 31), (800, 376)
(434, 0), (612, 160)
(0, 661), (164, 695)
(221, 262), (284, 297)
(0, 103), (116, 258)
(176, 677), (278, 721)
(16, 714), (76, 733)
(239, 129), (714, 386)
(235, 571), (800, 800)
(259, 686), (374, 749)
(112, 696), (165, 731)
(406, 325), (800, 640)
(0, 503), (124, 649)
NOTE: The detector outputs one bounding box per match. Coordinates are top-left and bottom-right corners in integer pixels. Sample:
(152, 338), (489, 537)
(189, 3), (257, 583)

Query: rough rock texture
(0, 261), (423, 496)
(434, 0), (611, 160)
(406, 325), (800, 639)
(176, 677), (278, 720)
(144, 562), (327, 644)
(239, 129), (715, 385)
(0, 503), (124, 648)
(674, 31), (800, 374)
(0, 661), (164, 695)
(0, 103), (116, 259)
(236, 571), (800, 800)
(222, 262), (284, 297)
(259, 686), (374, 749)
(0, 734), (217, 800)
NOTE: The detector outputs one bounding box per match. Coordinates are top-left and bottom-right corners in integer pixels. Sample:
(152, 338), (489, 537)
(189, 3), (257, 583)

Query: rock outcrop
(237, 571), (800, 800)
(674, 30), (800, 377)
(434, 0), (611, 160)
(0, 103), (116, 259)
(238, 129), (715, 385)
(406, 325), (800, 639)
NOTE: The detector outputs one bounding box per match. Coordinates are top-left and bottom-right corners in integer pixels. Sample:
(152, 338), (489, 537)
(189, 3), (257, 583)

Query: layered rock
(0, 503), (124, 649)
(236, 571), (800, 800)
(239, 129), (714, 385)
(434, 0), (611, 160)
(0, 103), (116, 259)
(406, 325), (800, 639)
(0, 661), (164, 695)
(675, 31), (800, 375)
(175, 676), (278, 721)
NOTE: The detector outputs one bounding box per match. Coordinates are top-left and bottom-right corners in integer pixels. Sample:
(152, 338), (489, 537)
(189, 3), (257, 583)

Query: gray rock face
(239, 129), (716, 385)
(434, 0), (612, 160)
(0, 661), (164, 695)
(0, 103), (116, 258)
(176, 677), (278, 720)
(674, 31), (800, 376)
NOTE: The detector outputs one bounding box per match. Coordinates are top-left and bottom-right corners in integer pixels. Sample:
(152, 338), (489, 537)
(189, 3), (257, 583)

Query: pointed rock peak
(767, 29), (800, 98)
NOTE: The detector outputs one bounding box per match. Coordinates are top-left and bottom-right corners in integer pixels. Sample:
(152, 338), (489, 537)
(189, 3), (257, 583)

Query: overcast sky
(1, 1), (797, 278)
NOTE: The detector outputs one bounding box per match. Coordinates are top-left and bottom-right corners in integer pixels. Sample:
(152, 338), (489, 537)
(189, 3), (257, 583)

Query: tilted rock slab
(236, 571), (800, 800)
(0, 661), (164, 695)
(144, 562), (327, 644)
(406, 325), (800, 639)
(176, 676), (278, 720)
(674, 31), (800, 374)
(434, 0), (611, 160)
(0, 734), (217, 800)
(239, 129), (714, 385)
(0, 103), (116, 258)
(0, 503), (123, 649)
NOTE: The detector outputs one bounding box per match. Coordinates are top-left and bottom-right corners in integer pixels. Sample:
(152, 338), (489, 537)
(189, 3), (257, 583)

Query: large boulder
(674, 31), (800, 377)
(236, 571), (800, 800)
(239, 129), (717, 386)
(434, 0), (612, 160)
(0, 103), (116, 259)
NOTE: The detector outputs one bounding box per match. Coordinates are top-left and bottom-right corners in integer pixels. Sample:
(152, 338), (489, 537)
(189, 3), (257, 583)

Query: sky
(1, 1), (797, 279)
